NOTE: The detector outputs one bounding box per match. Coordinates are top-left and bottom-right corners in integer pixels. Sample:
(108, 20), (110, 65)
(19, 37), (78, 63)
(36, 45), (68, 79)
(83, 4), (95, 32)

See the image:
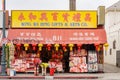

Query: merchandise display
(88, 51), (98, 72)
(69, 49), (88, 72)
(11, 58), (41, 72)
(6, 43), (102, 74)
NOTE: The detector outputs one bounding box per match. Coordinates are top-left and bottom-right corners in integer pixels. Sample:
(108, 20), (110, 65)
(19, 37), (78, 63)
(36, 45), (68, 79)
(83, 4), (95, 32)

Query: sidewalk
(104, 63), (120, 73)
(0, 63), (120, 79)
(0, 73), (101, 80)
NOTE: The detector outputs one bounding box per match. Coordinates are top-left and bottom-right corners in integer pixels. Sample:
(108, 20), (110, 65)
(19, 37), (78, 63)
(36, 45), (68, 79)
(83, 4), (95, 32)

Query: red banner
(7, 29), (107, 44)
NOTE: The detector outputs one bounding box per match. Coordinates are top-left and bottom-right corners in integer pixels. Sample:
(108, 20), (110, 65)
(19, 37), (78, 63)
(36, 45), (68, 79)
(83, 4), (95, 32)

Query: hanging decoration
(38, 44), (43, 51)
(5, 43), (10, 68)
(9, 42), (15, 65)
(47, 44), (52, 51)
(99, 44), (103, 50)
(77, 44), (82, 51)
(104, 43), (109, 51)
(62, 44), (67, 51)
(16, 44), (21, 50)
(32, 44), (37, 51)
(68, 44), (74, 51)
(24, 43), (29, 51)
(95, 43), (100, 51)
(54, 44), (60, 51)
(7, 43), (11, 47)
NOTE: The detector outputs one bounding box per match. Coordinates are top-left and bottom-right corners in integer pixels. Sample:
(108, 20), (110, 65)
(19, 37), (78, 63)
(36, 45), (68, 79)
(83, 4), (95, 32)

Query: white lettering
(20, 32), (24, 36)
(90, 32), (95, 36)
(79, 32), (83, 36)
(73, 32), (78, 36)
(26, 33), (30, 36)
(36, 32), (41, 36)
(31, 33), (36, 36)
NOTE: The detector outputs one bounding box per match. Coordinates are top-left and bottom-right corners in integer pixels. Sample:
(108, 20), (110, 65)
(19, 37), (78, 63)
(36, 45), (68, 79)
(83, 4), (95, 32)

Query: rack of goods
(69, 49), (88, 72)
(88, 51), (98, 72)
(11, 53), (41, 72)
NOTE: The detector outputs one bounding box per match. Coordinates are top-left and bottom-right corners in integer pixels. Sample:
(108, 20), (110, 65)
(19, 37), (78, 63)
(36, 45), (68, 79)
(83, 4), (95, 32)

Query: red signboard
(7, 29), (107, 44)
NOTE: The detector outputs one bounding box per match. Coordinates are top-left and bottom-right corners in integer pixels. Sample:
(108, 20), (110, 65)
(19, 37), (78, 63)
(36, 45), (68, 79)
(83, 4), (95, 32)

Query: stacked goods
(88, 51), (98, 72)
(11, 59), (27, 72)
(69, 49), (88, 73)
(69, 56), (87, 72)
(50, 50), (63, 72)
(56, 62), (63, 72)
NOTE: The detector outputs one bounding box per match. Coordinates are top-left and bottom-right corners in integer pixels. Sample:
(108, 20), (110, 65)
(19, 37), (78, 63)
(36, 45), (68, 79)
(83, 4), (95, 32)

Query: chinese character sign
(11, 10), (97, 28)
(7, 29), (107, 44)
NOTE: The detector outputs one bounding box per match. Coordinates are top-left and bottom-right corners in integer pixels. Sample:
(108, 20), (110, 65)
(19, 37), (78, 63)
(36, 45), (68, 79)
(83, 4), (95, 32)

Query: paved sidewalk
(0, 63), (120, 80)
(104, 63), (120, 73)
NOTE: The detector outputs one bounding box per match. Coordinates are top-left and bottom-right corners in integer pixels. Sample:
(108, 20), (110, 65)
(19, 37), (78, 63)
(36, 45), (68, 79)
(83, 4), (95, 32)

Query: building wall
(105, 11), (120, 65)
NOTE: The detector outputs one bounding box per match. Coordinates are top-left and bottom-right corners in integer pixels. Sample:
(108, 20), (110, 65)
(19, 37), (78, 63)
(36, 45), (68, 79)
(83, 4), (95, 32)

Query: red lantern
(95, 43), (100, 51)
(77, 44), (82, 51)
(62, 44), (67, 51)
(16, 44), (21, 50)
(32, 44), (37, 51)
(47, 44), (51, 51)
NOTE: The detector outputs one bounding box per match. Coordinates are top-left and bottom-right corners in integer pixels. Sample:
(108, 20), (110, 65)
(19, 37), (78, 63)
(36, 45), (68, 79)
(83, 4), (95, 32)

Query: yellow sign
(11, 10), (97, 28)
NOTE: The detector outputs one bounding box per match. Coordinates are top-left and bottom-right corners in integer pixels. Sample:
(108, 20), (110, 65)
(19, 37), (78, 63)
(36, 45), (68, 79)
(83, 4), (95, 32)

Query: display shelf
(11, 58), (40, 72)
(69, 56), (87, 73)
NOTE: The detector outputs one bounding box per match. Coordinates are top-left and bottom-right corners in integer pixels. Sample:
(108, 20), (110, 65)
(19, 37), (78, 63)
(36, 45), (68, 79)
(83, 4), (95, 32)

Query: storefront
(6, 28), (107, 73)
(5, 10), (107, 74)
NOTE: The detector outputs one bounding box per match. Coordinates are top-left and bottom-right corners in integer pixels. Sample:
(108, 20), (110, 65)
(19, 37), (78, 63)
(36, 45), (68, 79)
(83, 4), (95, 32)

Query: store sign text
(10, 32), (100, 44)
(11, 10), (97, 28)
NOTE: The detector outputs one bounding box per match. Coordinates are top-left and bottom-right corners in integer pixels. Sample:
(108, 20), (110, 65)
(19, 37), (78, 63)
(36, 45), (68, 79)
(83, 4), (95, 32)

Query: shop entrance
(7, 43), (102, 73)
(40, 44), (70, 73)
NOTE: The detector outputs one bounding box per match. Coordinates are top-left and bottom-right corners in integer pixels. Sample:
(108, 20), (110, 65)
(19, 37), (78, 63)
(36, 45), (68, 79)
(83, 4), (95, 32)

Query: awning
(7, 29), (107, 44)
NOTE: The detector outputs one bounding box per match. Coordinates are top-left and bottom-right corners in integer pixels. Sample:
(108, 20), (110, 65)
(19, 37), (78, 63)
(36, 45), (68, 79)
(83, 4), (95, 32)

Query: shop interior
(6, 43), (103, 73)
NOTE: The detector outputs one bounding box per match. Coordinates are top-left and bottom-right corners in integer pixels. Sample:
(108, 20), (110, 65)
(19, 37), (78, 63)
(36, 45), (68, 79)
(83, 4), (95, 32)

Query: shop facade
(6, 10), (107, 74)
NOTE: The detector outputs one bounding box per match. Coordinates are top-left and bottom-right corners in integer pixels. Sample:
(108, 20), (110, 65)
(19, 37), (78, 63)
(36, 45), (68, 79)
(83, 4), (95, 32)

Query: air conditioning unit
(97, 6), (105, 25)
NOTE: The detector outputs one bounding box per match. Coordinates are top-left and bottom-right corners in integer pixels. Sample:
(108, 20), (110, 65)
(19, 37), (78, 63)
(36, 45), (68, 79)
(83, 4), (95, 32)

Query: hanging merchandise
(5, 44), (10, 68)
(88, 51), (98, 72)
(7, 43), (11, 47)
(99, 44), (103, 50)
(62, 44), (67, 52)
(24, 43), (29, 51)
(32, 44), (37, 51)
(68, 44), (74, 51)
(16, 44), (21, 50)
(54, 44), (59, 51)
(95, 43), (100, 51)
(104, 43), (109, 51)
(38, 44), (43, 51)
(77, 44), (82, 51)
(47, 44), (52, 51)
(9, 42), (15, 68)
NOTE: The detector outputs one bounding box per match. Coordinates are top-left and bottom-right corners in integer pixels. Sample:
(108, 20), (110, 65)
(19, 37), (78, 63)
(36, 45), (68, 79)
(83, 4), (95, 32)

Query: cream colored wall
(105, 11), (120, 65)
